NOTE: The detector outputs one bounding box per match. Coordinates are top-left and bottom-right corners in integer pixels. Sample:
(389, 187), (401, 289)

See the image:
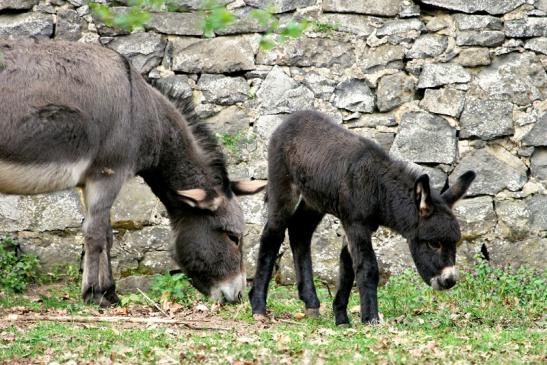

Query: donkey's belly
(0, 159), (91, 194)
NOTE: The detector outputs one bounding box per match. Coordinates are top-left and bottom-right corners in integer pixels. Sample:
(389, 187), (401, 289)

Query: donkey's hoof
(305, 307), (321, 318)
(253, 313), (268, 322)
(336, 323), (351, 328)
(83, 289), (120, 307)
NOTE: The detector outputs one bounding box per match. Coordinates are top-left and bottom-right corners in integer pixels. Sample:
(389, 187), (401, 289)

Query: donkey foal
(249, 111), (475, 325)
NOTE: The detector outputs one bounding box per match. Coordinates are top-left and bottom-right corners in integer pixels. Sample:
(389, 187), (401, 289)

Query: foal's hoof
(253, 313), (268, 322)
(336, 323), (351, 328)
(305, 307), (321, 318)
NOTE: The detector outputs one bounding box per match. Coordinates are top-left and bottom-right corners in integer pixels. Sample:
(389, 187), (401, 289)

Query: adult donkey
(0, 39), (266, 306)
(250, 111), (475, 325)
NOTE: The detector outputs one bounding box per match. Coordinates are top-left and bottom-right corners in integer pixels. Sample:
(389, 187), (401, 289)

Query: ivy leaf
(203, 6), (235, 37)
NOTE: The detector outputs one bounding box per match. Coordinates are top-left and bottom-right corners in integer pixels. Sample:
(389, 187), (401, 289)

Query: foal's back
(269, 111), (388, 215)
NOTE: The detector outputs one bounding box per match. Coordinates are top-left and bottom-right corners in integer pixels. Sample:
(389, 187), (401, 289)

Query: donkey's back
(0, 39), (153, 194)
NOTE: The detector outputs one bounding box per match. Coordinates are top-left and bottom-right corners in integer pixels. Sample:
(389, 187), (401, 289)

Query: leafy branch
(89, 0), (311, 50)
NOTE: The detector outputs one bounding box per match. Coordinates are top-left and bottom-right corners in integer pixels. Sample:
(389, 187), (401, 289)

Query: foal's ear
(177, 188), (222, 211)
(231, 180), (267, 196)
(414, 174), (432, 217)
(442, 171), (476, 208)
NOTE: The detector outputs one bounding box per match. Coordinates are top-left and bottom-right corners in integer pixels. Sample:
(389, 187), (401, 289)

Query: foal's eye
(226, 233), (240, 246)
(427, 242), (442, 250)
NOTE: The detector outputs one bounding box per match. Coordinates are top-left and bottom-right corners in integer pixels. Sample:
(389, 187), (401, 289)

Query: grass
(1, 262), (545, 364)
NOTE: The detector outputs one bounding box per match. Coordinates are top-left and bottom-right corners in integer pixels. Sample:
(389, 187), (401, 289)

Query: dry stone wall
(0, 0), (546, 285)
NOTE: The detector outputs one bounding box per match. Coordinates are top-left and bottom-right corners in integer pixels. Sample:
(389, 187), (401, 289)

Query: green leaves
(0, 237), (40, 293)
(202, 1), (236, 38)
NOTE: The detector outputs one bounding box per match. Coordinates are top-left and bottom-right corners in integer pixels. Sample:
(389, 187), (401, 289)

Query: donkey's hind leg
(287, 201), (324, 316)
(333, 244), (355, 326)
(81, 173), (126, 307)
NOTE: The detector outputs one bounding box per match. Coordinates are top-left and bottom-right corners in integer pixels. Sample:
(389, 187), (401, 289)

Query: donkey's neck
(378, 161), (420, 238)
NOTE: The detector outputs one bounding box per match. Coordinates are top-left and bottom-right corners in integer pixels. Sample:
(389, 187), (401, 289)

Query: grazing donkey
(0, 39), (266, 306)
(249, 111), (475, 325)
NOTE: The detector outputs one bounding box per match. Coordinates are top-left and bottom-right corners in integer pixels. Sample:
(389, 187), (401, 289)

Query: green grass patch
(1, 262), (545, 364)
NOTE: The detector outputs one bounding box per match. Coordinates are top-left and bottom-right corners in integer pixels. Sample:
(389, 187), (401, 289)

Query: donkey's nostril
(443, 276), (456, 289)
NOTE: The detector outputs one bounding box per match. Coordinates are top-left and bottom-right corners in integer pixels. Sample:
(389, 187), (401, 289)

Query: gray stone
(0, 12), (53, 39)
(160, 0), (229, 11)
(18, 231), (83, 272)
(320, 13), (379, 37)
(291, 68), (338, 100)
(495, 199), (531, 241)
(170, 36), (256, 73)
(216, 7), (268, 35)
(486, 237), (547, 271)
(456, 30), (505, 46)
(256, 37), (355, 68)
(523, 112), (547, 146)
(145, 12), (203, 36)
(55, 9), (82, 41)
(117, 275), (159, 294)
(112, 177), (164, 229)
(419, 0), (526, 15)
(537, 0), (547, 11)
(376, 18), (424, 43)
(206, 106), (251, 135)
(453, 196), (496, 239)
(505, 16), (547, 37)
(426, 16), (450, 32)
(476, 52), (547, 106)
(419, 87), (465, 117)
(453, 14), (503, 30)
(415, 165), (447, 190)
(527, 194), (547, 231)
(417, 63), (471, 88)
(254, 114), (285, 140)
(406, 34), (448, 59)
(345, 113), (397, 128)
(153, 75), (193, 102)
(198, 74), (249, 105)
(322, 0), (403, 16)
(331, 79), (375, 113)
(352, 128), (395, 151)
(390, 112), (457, 164)
(246, 0), (316, 13)
(256, 66), (314, 114)
(360, 44), (404, 72)
(453, 47), (491, 67)
(459, 97), (514, 140)
(0, 0), (37, 10)
(106, 32), (166, 74)
(0, 190), (83, 233)
(376, 72), (416, 112)
(530, 148), (547, 180)
(524, 37), (547, 55)
(450, 147), (528, 196)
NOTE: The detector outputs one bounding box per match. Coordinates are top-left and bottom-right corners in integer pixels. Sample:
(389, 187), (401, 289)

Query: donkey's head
(408, 171), (475, 290)
(172, 180), (267, 303)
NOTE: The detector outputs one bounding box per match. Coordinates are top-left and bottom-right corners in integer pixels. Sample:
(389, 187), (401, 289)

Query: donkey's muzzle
(210, 272), (246, 304)
(431, 266), (458, 290)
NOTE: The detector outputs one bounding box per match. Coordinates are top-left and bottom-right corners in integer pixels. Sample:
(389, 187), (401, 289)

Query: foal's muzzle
(431, 266), (458, 290)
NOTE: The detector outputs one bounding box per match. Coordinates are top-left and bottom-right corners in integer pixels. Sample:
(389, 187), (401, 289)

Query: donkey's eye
(226, 233), (240, 246)
(427, 242), (442, 250)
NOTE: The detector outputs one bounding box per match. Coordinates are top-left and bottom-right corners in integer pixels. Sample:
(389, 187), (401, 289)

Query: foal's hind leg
(81, 173), (126, 307)
(287, 201), (324, 316)
(333, 244), (355, 326)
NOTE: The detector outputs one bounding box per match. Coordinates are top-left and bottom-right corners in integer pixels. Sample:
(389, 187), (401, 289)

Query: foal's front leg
(333, 244), (355, 325)
(343, 223), (380, 324)
(81, 175), (125, 307)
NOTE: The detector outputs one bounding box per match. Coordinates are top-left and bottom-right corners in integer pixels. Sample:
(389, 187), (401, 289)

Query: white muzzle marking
(430, 266), (458, 290)
(210, 272), (246, 303)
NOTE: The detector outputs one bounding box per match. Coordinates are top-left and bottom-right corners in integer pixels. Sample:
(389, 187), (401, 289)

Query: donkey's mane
(153, 79), (232, 196)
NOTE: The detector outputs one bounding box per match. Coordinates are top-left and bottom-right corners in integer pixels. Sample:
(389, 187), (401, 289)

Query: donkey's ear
(231, 180), (267, 196)
(177, 188), (222, 211)
(442, 171), (476, 208)
(440, 177), (450, 194)
(414, 174), (432, 217)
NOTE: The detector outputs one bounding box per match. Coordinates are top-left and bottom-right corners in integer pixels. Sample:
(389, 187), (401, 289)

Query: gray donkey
(250, 111), (475, 325)
(0, 39), (266, 306)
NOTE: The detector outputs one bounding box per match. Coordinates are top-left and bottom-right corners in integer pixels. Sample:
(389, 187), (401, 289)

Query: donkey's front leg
(81, 175), (125, 307)
(333, 244), (355, 326)
(344, 223), (380, 324)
